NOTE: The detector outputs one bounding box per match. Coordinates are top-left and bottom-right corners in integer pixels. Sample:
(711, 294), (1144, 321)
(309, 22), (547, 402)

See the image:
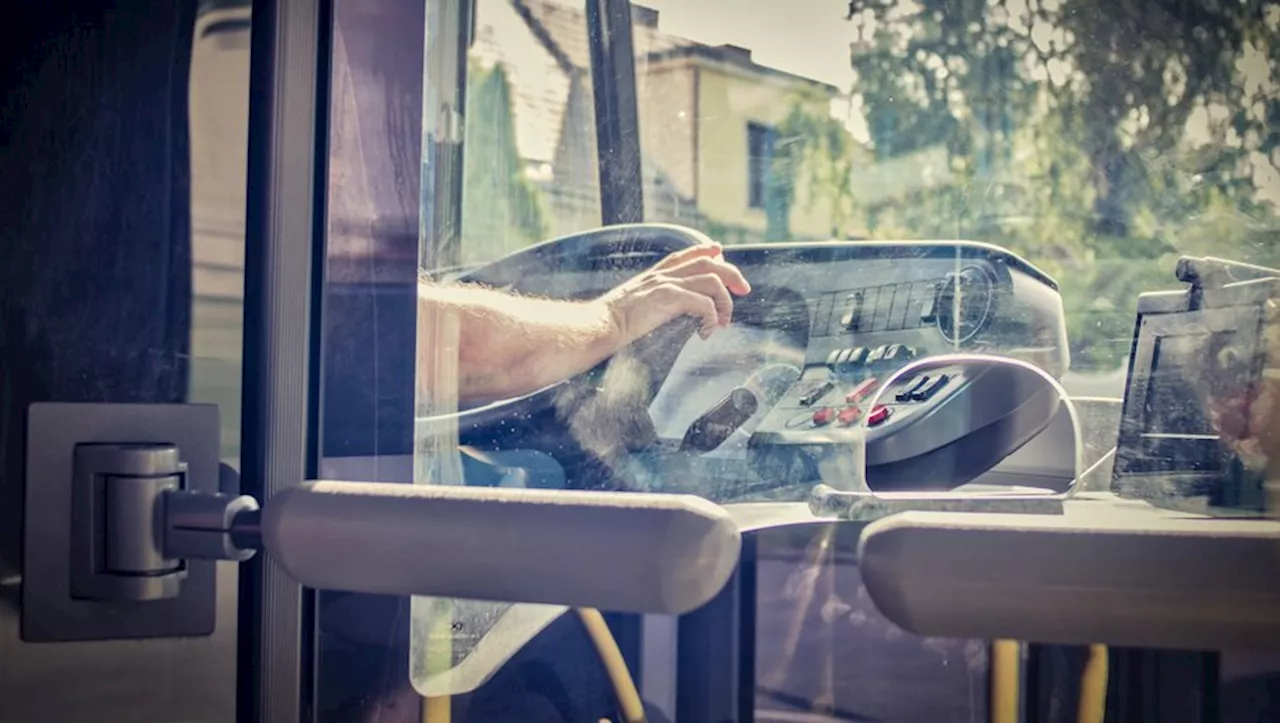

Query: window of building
(747, 121), (776, 210)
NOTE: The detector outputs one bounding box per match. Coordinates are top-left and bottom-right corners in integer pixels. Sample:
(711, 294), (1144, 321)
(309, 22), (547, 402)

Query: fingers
(660, 254), (752, 296)
(614, 241), (750, 340)
(672, 272), (734, 327)
(659, 285), (720, 339)
(652, 242), (722, 271)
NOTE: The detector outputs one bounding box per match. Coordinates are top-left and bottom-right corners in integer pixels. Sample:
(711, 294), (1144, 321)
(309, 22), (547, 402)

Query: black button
(912, 374), (951, 401)
(800, 381), (834, 406)
(895, 375), (931, 402)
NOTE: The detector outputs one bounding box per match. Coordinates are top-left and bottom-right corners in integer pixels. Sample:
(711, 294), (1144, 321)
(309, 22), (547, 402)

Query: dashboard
(649, 242), (1069, 498)
(472, 239), (1073, 501)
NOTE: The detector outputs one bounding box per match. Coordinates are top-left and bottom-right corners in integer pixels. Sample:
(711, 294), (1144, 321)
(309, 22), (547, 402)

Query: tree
(764, 89), (863, 241)
(457, 62), (547, 265)
(844, 0), (1280, 369)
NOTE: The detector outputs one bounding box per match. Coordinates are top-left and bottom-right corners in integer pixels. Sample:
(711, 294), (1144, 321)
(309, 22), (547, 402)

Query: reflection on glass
(189, 0), (252, 466)
(329, 0), (1280, 719)
(754, 524), (990, 722)
(317, 1), (432, 721)
(1144, 332), (1242, 439)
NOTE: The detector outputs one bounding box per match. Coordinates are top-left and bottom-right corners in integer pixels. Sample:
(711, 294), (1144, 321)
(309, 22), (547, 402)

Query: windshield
(315, 0), (1280, 721)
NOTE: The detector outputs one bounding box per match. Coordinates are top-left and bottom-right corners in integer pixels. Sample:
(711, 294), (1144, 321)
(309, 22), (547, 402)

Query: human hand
(599, 242), (752, 345)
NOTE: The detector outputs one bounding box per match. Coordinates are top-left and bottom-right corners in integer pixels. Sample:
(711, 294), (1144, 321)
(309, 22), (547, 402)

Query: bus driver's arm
(418, 243), (751, 405)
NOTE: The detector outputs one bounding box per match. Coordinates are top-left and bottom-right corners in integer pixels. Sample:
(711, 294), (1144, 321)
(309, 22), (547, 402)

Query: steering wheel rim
(418, 223), (718, 452)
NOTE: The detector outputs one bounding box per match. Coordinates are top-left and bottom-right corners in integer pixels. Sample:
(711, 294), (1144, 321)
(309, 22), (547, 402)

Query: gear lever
(680, 364), (801, 452)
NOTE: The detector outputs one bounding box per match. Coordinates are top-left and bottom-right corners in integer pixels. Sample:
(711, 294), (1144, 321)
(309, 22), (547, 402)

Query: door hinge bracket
(24, 402), (251, 642)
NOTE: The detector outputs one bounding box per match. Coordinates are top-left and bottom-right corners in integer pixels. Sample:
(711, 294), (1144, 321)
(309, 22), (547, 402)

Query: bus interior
(3, 1), (1280, 722)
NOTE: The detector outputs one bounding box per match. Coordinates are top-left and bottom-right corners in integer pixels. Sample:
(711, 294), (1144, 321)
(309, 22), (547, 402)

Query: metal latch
(71, 443), (260, 603)
(26, 402), (257, 642)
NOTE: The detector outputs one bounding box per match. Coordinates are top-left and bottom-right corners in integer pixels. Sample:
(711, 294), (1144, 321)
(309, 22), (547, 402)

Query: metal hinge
(24, 402), (261, 642)
(70, 443), (260, 603)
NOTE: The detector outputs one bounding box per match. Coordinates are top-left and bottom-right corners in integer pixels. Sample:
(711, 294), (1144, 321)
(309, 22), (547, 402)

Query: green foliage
(844, 0), (1280, 371)
(458, 62), (548, 265)
(764, 89), (863, 241)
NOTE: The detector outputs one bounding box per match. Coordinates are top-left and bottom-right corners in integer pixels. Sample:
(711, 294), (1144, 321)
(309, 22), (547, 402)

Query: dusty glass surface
(317, 0), (1280, 720)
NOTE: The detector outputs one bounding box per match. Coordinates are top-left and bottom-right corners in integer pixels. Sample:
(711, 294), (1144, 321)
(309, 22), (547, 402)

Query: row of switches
(838, 282), (941, 333)
(826, 344), (915, 371)
(801, 377), (879, 408)
(811, 403), (892, 428)
(894, 374), (950, 403)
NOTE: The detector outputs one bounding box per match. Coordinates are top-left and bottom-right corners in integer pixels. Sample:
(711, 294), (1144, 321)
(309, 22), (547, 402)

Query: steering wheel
(419, 223), (718, 487)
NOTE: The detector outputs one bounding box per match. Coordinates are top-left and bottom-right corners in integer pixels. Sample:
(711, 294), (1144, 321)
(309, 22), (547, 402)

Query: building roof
(644, 44), (840, 93)
(470, 0), (832, 167)
(518, 0), (689, 72)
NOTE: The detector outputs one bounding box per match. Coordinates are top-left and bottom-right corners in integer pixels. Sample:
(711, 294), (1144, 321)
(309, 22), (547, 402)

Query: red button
(836, 406), (861, 426)
(846, 378), (878, 403)
(867, 404), (892, 426)
(811, 407), (835, 426)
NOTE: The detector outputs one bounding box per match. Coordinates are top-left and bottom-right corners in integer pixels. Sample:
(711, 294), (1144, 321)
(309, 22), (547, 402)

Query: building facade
(466, 0), (843, 256)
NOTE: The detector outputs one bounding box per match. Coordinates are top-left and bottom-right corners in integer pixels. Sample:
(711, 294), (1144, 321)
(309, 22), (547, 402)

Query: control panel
(727, 241), (1068, 493)
(749, 353), (1063, 491)
(753, 344), (936, 442)
(643, 241), (1072, 498)
(811, 264), (993, 343)
(795, 249), (1065, 372)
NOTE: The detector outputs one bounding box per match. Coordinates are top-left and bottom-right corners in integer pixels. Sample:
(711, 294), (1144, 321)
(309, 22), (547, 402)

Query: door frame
(239, 0), (333, 720)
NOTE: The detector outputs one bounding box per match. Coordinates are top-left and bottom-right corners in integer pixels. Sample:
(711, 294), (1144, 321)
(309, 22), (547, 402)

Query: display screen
(1143, 331), (1240, 437)
(1125, 323), (1261, 476)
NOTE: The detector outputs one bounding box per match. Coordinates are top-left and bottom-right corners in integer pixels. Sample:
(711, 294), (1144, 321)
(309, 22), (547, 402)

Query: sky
(635, 0), (858, 90)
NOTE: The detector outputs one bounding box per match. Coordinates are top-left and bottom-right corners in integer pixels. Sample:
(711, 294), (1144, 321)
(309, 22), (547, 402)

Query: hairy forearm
(418, 282), (621, 405)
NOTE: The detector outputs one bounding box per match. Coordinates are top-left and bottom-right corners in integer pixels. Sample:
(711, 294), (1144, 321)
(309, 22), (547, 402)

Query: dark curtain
(0, 0), (196, 596)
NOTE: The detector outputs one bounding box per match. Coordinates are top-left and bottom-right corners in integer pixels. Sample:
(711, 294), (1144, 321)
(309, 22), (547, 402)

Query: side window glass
(318, 1), (1280, 721)
(462, 0), (606, 264)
